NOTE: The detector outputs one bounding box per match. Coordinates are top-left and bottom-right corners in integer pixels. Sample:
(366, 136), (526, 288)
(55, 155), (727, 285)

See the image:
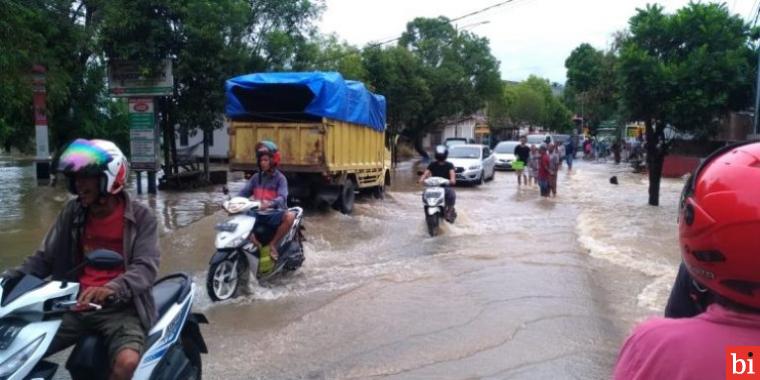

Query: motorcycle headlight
(0, 333), (45, 378)
(229, 237), (246, 248)
(215, 222), (238, 232)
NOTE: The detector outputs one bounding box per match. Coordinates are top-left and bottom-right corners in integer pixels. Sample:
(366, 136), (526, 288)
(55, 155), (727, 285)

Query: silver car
(447, 144), (496, 185)
(493, 141), (520, 170)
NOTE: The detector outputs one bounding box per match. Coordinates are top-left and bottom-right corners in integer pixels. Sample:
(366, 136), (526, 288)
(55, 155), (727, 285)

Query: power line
(367, 0), (522, 48)
(312, 0), (529, 65)
(451, 0), (516, 22)
(748, 0), (760, 22)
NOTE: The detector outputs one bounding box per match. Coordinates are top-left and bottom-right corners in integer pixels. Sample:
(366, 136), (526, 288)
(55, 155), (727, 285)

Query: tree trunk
(161, 98), (172, 174)
(203, 129), (210, 181)
(168, 110), (178, 175)
(645, 119), (666, 206)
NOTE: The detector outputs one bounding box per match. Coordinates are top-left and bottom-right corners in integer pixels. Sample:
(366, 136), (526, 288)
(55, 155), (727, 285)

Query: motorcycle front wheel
(425, 214), (439, 237)
(206, 258), (240, 302)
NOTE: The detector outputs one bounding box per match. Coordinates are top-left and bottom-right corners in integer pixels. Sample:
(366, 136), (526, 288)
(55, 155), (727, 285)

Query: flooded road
(0, 155), (685, 379)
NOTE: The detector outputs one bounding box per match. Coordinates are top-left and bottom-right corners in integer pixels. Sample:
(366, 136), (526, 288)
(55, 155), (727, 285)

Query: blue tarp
(225, 72), (386, 132)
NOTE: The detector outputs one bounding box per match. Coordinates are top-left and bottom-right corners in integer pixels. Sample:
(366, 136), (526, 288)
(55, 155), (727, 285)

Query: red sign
(727, 346), (760, 379)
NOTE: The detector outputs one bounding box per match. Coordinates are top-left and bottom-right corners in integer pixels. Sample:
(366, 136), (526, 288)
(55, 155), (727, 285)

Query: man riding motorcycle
(418, 145), (456, 222)
(2, 139), (160, 380)
(614, 142), (760, 379)
(238, 141), (295, 261)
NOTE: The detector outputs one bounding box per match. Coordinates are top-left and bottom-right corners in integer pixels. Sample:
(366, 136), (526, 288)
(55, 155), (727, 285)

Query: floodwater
(0, 154), (685, 379)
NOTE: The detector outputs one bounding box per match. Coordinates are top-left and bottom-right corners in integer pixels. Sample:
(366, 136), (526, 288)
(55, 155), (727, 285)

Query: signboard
(108, 59), (173, 97)
(32, 65), (49, 160)
(128, 98), (159, 171)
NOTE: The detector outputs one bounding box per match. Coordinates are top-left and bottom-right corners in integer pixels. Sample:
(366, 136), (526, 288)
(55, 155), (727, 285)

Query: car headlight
(469, 165), (481, 170)
(0, 333), (45, 378)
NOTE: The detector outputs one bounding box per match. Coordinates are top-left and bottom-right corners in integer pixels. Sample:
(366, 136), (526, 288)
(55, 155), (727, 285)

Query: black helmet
(434, 145), (448, 161)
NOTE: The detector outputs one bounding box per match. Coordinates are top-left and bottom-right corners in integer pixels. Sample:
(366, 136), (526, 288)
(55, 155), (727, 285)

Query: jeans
(445, 187), (456, 207)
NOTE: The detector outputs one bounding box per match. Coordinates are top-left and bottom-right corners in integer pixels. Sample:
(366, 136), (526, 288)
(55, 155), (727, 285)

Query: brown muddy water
(0, 155), (685, 379)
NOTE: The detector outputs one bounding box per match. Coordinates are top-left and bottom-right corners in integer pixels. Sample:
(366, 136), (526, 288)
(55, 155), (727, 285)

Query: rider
(614, 142), (760, 379)
(238, 140), (295, 261)
(3, 139), (159, 380)
(418, 145), (456, 221)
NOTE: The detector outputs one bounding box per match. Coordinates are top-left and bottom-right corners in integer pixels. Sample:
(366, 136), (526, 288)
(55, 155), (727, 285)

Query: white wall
(176, 121), (229, 159)
(442, 119), (476, 140)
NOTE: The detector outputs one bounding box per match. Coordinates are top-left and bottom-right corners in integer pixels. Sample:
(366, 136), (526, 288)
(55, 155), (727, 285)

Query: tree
(295, 34), (368, 81)
(509, 85), (545, 127)
(564, 43), (619, 130)
(0, 1), (131, 154)
(396, 17), (502, 156)
(487, 82), (517, 130)
(617, 3), (755, 206)
(362, 46), (431, 142)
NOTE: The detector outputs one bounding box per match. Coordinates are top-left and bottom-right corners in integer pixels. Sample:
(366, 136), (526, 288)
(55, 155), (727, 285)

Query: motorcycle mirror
(84, 249), (123, 270)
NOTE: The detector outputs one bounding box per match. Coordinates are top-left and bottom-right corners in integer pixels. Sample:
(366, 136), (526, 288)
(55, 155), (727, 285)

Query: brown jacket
(18, 192), (160, 329)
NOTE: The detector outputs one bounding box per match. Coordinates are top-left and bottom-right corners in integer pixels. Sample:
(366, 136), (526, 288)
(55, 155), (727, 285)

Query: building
(422, 111), (489, 149)
(175, 121), (230, 160)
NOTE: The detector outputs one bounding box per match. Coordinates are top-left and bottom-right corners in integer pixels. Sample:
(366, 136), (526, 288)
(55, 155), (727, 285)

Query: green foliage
(488, 76), (572, 132)
(0, 0), (325, 155)
(564, 43), (619, 128)
(362, 46), (431, 136)
(614, 2), (755, 205)
(393, 17), (502, 139)
(617, 2), (754, 137)
(295, 34), (368, 81)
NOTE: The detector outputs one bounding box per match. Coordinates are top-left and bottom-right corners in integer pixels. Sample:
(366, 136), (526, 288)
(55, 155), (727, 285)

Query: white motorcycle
(0, 249), (208, 380)
(206, 196), (305, 302)
(422, 176), (456, 237)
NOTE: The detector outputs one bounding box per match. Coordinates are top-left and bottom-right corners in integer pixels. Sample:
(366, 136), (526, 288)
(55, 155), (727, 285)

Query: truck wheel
(372, 185), (385, 200)
(336, 181), (356, 214)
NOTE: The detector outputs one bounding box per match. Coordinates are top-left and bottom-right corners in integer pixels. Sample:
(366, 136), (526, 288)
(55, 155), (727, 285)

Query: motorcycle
(0, 249), (208, 380)
(206, 196), (305, 302)
(422, 176), (456, 237)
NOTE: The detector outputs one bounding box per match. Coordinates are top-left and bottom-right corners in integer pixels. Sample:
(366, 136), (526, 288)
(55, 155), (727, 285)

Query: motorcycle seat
(152, 273), (191, 317)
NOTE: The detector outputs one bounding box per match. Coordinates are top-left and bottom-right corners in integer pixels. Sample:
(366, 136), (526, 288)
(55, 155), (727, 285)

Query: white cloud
(318, 0), (756, 83)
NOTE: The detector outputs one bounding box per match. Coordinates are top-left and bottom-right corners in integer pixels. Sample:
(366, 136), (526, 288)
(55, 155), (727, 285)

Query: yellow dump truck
(225, 72), (390, 214)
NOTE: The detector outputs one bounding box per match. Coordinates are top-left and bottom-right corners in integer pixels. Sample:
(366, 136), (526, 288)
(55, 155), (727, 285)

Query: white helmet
(57, 139), (129, 195)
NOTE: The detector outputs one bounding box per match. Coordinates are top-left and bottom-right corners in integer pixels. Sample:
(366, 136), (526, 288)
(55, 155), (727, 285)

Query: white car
(493, 141), (520, 170)
(448, 144), (496, 185)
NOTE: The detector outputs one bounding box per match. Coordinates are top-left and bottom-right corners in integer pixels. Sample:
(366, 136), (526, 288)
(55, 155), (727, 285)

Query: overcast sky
(318, 0), (756, 84)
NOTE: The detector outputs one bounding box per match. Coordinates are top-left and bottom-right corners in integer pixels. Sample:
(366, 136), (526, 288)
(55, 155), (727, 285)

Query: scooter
(0, 249), (208, 380)
(206, 196), (305, 302)
(422, 176), (456, 237)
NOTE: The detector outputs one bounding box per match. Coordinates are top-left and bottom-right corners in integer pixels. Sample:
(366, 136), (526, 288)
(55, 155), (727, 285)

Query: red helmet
(255, 140), (280, 168)
(679, 142), (760, 308)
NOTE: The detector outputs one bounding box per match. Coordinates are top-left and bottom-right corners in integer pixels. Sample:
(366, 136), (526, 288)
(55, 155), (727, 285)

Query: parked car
(552, 134), (570, 145)
(447, 144), (496, 185)
(493, 141), (520, 170)
(444, 137), (472, 147)
(526, 134), (551, 146)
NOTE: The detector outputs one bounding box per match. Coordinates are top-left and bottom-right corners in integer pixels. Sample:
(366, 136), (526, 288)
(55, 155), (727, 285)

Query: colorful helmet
(255, 140), (280, 168)
(434, 145), (448, 161)
(678, 142), (760, 308)
(57, 139), (129, 196)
